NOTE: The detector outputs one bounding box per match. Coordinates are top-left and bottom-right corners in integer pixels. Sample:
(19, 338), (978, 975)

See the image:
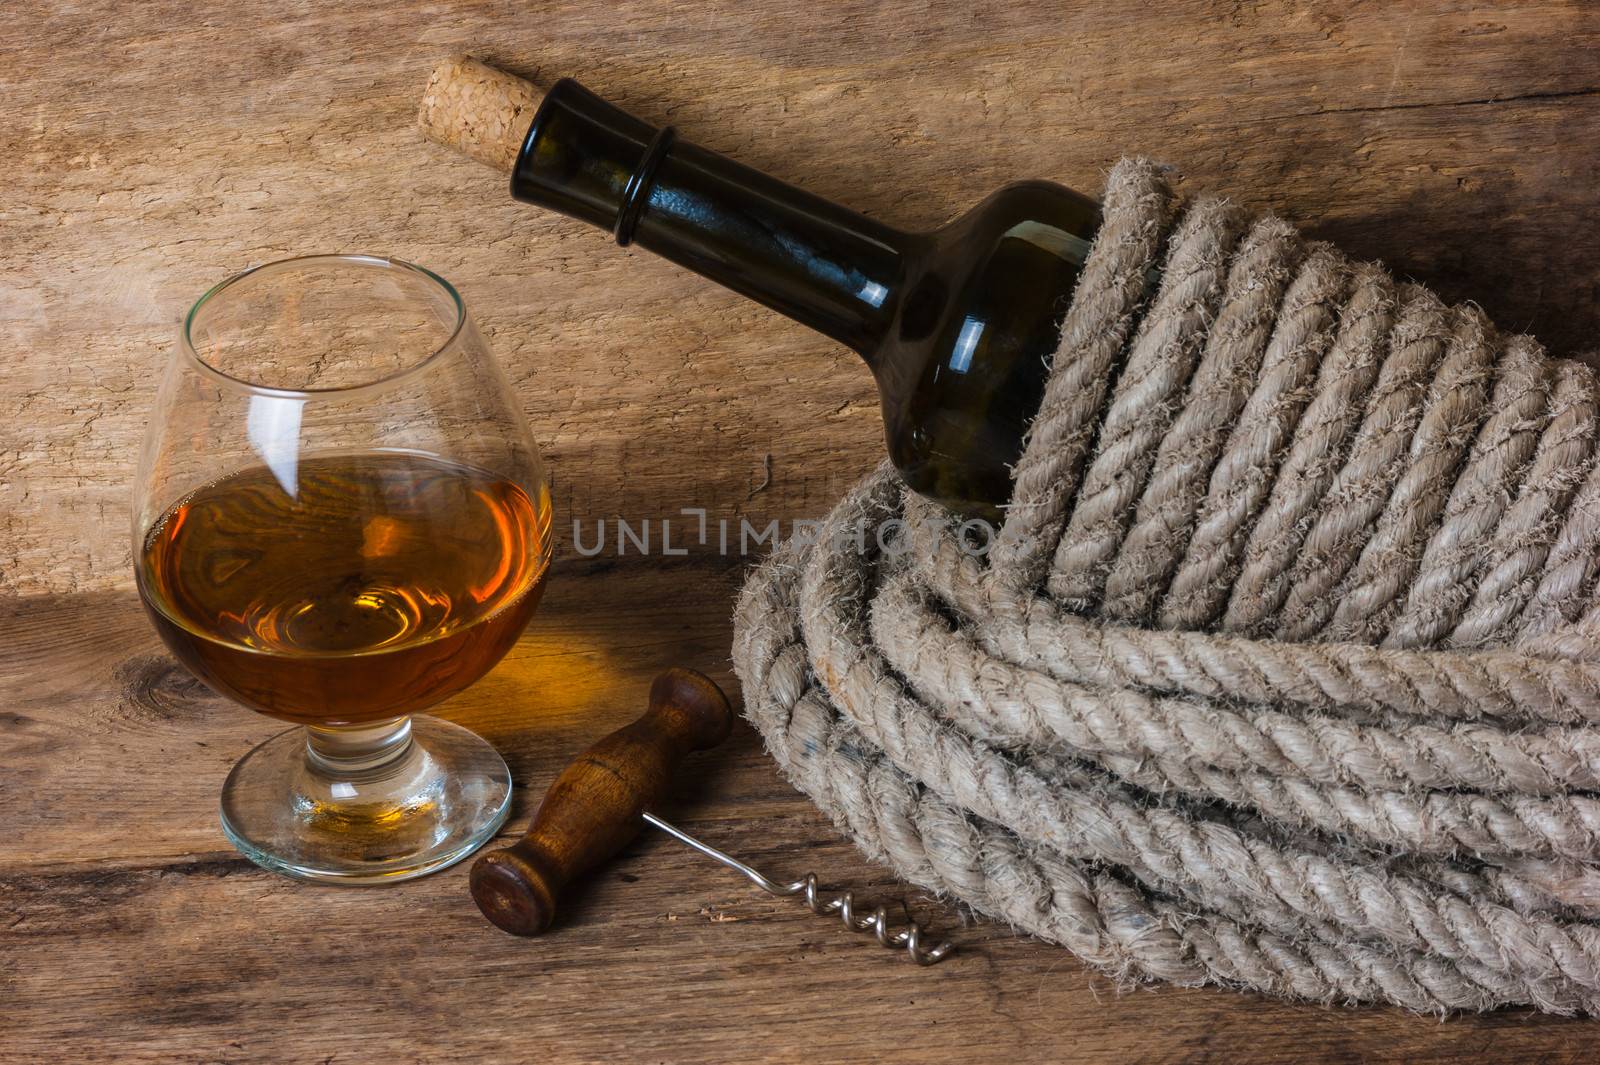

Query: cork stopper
(417, 55), (542, 173)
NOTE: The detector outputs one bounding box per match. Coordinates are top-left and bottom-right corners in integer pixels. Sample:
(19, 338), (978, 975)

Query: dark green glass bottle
(512, 79), (1101, 520)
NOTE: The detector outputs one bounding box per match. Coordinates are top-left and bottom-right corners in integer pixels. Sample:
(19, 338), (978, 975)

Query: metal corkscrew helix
(643, 812), (952, 964)
(468, 668), (954, 965)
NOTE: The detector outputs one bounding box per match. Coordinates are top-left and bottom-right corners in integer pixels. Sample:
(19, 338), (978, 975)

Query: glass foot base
(220, 715), (512, 885)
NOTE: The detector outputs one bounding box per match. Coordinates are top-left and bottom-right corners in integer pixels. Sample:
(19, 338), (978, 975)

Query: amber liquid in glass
(137, 451), (550, 726)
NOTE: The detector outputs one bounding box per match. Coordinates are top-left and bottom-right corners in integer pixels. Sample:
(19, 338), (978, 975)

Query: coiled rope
(731, 159), (1600, 1013)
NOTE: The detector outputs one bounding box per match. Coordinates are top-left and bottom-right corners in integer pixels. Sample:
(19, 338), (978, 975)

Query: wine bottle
(499, 76), (1102, 519)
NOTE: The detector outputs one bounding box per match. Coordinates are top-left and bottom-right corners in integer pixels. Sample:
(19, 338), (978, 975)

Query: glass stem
(304, 716), (414, 777)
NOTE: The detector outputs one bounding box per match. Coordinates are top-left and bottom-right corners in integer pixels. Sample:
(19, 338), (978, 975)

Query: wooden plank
(6, 0), (1600, 1059)
(4, 562), (1600, 1065)
(3, 1), (1599, 596)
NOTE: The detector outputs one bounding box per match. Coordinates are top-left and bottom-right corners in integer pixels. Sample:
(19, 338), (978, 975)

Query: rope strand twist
(733, 159), (1600, 1013)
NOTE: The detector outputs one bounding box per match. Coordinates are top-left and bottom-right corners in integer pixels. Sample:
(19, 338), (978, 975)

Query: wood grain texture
(8, 564), (1600, 1065)
(4, 0), (1600, 1061)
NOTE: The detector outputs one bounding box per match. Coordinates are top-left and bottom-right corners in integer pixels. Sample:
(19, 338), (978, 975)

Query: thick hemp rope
(731, 159), (1600, 1013)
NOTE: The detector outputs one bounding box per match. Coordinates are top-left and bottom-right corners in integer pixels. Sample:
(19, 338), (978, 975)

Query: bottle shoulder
(939, 179), (1101, 245)
(889, 178), (1100, 343)
(866, 178), (1102, 514)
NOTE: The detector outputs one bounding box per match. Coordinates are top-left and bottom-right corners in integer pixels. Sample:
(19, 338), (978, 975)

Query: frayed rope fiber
(731, 158), (1600, 1013)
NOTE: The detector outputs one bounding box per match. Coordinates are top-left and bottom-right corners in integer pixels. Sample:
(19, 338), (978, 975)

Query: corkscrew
(641, 811), (951, 964)
(469, 668), (953, 965)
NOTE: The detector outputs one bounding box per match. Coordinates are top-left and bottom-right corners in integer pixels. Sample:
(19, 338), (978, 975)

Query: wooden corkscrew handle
(469, 668), (734, 936)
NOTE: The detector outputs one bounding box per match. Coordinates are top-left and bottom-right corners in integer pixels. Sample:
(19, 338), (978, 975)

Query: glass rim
(180, 253), (468, 400)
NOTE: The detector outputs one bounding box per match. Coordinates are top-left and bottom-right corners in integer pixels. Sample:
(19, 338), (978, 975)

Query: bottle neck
(511, 79), (910, 358)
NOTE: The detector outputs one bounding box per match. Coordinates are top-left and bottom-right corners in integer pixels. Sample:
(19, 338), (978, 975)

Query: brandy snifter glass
(133, 254), (553, 884)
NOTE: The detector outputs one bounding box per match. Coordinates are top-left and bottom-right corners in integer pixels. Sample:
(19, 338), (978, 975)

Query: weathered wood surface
(9, 567), (1600, 1065)
(4, 1), (1600, 1061)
